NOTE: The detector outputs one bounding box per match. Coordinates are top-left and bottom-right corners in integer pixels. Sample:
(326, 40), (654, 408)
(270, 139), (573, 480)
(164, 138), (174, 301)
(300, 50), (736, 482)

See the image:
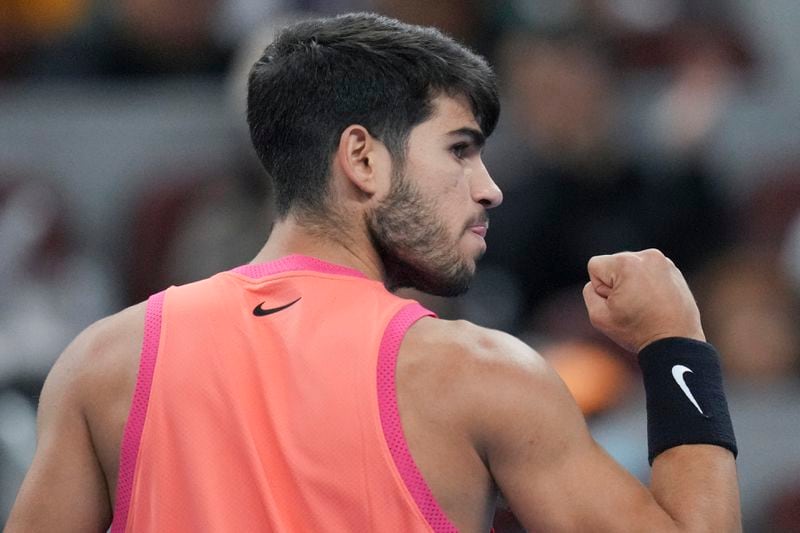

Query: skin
(366, 106), (493, 296)
(5, 95), (740, 532)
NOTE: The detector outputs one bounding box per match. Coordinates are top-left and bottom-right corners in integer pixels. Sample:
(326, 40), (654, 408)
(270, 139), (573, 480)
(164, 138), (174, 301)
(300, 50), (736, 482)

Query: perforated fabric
(110, 290), (165, 533)
(377, 303), (459, 533)
(230, 254), (368, 280)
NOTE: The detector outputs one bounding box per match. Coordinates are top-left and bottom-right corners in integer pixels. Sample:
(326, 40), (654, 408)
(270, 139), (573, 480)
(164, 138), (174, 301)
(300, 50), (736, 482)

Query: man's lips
(468, 223), (488, 238)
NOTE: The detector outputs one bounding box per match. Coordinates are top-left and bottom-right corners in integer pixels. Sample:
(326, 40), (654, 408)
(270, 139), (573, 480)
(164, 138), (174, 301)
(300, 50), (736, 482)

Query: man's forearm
(650, 445), (741, 532)
(639, 338), (741, 532)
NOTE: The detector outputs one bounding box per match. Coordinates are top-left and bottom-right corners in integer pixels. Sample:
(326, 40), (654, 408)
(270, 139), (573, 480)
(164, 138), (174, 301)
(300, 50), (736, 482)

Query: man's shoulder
(73, 302), (147, 366)
(47, 301), (147, 408)
(399, 317), (561, 418)
(397, 317), (579, 460)
(403, 317), (549, 375)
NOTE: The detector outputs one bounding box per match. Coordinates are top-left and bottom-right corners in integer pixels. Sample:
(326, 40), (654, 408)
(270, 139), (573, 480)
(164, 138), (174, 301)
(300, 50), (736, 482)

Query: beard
(366, 170), (479, 297)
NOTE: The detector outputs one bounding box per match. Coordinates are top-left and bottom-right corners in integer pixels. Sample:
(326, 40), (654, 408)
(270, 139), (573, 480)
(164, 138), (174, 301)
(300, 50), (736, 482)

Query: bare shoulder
(40, 301), (148, 483)
(401, 316), (554, 388)
(399, 317), (579, 447)
(46, 301), (146, 408)
(6, 302), (149, 531)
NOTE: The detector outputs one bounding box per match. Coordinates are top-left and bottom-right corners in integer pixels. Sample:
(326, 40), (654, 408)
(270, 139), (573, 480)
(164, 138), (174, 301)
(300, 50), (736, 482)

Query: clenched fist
(582, 249), (705, 353)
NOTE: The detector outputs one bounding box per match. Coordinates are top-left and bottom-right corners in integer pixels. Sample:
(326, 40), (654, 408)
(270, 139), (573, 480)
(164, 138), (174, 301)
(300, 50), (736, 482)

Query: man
(6, 13), (739, 532)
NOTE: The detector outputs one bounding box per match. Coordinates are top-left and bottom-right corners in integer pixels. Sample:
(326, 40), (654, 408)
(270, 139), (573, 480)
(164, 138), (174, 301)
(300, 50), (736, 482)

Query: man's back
(8, 255), (504, 531)
(115, 255), (475, 531)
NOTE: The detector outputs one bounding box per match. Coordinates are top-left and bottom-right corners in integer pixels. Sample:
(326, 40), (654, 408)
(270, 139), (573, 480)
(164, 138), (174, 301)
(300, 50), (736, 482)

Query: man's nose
(472, 162), (503, 209)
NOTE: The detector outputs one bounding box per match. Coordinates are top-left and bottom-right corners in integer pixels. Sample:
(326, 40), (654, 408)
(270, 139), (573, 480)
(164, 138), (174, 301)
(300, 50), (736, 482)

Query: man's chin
(400, 265), (474, 297)
(380, 245), (475, 297)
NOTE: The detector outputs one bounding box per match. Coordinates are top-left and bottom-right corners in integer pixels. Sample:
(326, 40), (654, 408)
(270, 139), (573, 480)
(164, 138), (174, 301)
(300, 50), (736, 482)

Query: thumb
(587, 254), (616, 296)
(582, 281), (611, 329)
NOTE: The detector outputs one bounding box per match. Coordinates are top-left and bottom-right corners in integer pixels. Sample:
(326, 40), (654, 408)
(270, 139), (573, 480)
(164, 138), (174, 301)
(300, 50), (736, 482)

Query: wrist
(637, 331), (706, 354)
(638, 338), (737, 464)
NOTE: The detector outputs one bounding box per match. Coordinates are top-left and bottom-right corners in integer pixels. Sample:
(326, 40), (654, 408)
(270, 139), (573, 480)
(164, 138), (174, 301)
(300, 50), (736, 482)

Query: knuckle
(588, 254), (608, 268)
(643, 248), (664, 259)
(617, 253), (636, 270)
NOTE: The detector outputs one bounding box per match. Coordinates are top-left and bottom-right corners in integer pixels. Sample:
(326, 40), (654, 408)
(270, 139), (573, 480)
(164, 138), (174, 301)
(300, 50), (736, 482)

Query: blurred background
(1, 0), (799, 530)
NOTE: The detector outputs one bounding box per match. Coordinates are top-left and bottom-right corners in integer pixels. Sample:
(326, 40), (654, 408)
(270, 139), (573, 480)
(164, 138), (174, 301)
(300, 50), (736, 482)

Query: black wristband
(638, 337), (737, 464)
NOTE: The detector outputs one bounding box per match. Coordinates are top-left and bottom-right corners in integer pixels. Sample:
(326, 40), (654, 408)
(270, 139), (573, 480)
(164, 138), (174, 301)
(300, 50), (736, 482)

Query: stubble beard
(366, 170), (477, 297)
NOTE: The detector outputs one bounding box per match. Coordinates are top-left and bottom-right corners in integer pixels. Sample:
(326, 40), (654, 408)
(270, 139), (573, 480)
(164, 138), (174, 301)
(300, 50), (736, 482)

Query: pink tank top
(110, 255), (460, 532)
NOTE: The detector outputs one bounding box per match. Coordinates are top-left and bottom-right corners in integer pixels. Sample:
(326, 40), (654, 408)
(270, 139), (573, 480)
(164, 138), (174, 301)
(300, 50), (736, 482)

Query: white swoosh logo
(671, 365), (704, 415)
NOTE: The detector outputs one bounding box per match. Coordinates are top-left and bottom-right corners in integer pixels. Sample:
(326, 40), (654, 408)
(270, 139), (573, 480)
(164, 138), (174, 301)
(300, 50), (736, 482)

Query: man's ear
(334, 124), (391, 196)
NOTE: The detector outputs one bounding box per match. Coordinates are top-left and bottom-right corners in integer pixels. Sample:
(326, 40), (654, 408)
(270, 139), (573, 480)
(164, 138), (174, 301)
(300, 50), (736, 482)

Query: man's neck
(249, 215), (386, 283)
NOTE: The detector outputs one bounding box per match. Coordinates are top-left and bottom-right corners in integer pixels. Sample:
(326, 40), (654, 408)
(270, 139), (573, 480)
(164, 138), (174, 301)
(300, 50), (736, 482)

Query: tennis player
(6, 13), (739, 532)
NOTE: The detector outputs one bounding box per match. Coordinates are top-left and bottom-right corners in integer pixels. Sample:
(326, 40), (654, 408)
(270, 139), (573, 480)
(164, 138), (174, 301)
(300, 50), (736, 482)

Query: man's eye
(451, 143), (469, 159)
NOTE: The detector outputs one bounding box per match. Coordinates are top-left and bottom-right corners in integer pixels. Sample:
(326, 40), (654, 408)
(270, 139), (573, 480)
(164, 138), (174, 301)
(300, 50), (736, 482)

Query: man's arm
(476, 341), (738, 532)
(468, 249), (739, 531)
(5, 304), (144, 533)
(4, 328), (112, 532)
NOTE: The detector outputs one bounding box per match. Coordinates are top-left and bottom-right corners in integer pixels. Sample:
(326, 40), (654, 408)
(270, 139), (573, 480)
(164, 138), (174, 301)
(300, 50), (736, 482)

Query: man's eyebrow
(447, 127), (486, 148)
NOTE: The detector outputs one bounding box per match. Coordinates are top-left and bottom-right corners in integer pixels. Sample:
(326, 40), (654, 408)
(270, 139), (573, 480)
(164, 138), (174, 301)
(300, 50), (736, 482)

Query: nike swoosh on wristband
(671, 364), (705, 415)
(253, 297), (302, 317)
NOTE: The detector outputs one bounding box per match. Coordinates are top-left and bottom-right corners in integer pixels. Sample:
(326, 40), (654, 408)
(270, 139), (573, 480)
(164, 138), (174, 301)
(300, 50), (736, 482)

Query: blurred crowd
(1, 0), (799, 530)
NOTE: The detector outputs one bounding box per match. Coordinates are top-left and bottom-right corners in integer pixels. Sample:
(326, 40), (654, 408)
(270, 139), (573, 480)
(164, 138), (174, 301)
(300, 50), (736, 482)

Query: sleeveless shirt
(110, 255), (460, 532)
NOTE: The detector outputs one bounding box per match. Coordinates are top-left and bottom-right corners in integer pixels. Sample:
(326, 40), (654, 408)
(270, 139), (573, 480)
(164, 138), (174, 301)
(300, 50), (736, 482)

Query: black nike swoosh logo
(252, 297), (302, 317)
